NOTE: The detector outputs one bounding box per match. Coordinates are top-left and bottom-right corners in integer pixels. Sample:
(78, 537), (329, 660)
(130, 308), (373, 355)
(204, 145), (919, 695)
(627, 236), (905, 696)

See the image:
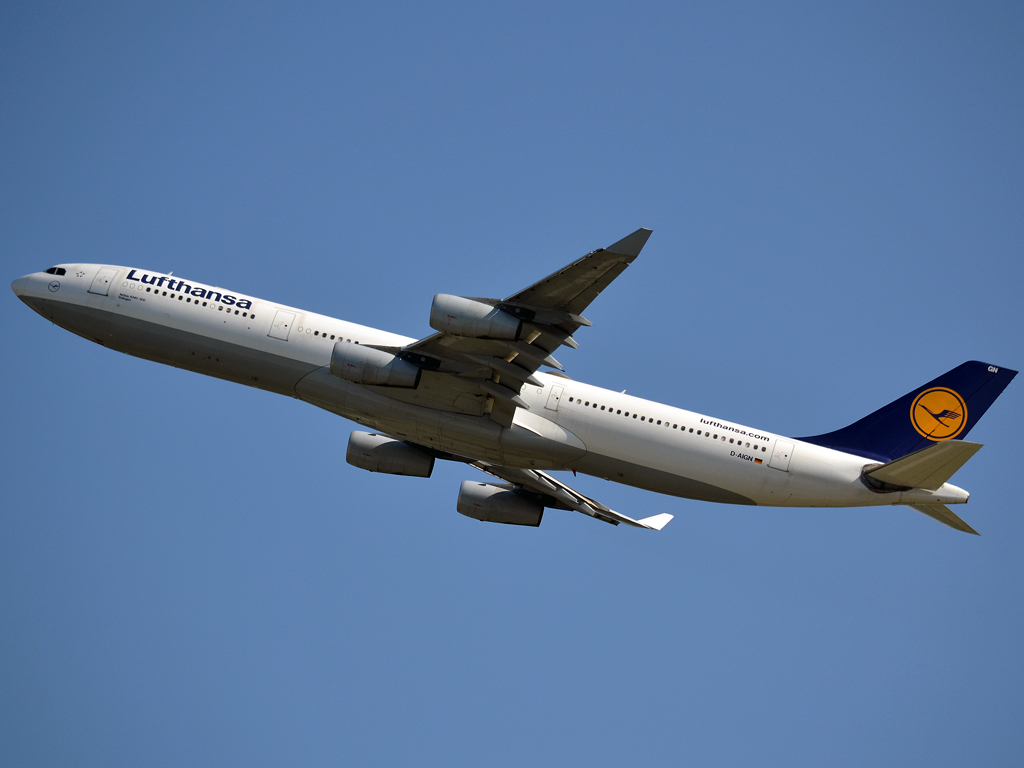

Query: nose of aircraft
(11, 276), (29, 297)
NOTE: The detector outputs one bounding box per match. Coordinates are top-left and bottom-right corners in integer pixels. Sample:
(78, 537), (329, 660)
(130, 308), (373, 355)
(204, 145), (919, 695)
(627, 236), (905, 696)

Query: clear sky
(2, 2), (1023, 766)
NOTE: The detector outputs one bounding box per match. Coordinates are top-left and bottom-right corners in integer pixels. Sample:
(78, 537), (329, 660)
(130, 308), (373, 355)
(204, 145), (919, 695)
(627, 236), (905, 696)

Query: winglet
(606, 228), (653, 257)
(637, 513), (674, 531)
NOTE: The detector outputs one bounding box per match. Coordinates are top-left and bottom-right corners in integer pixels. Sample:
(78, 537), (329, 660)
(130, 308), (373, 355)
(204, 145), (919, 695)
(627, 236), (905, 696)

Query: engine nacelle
(331, 342), (420, 388)
(456, 481), (544, 526)
(346, 432), (435, 477)
(430, 294), (522, 340)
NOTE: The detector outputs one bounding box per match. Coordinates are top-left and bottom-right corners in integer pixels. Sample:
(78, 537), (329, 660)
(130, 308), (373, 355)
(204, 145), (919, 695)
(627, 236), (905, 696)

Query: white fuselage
(12, 264), (969, 510)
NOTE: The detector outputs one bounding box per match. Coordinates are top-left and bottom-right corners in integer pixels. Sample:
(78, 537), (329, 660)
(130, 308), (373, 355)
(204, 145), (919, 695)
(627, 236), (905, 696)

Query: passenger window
(601, 406), (605, 411)
(616, 410), (621, 414)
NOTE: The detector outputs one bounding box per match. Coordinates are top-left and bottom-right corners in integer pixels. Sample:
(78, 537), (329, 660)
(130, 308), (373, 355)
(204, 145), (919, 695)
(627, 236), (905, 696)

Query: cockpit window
(44, 267), (66, 276)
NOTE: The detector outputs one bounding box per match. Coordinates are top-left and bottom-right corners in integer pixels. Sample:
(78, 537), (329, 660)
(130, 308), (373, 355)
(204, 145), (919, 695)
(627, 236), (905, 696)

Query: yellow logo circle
(910, 387), (967, 440)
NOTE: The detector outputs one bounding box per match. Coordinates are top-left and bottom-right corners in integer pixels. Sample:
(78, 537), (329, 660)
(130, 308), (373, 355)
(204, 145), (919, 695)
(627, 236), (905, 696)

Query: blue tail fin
(799, 361), (1017, 463)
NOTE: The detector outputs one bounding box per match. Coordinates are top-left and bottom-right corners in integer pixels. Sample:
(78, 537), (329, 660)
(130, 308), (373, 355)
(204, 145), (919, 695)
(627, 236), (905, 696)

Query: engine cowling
(346, 432), (435, 477)
(430, 294), (522, 340)
(456, 481), (544, 526)
(331, 342), (420, 388)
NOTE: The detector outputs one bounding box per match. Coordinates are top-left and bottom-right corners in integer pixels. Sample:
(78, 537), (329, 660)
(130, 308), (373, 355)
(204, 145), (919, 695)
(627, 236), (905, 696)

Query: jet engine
(346, 432), (435, 477)
(331, 343), (420, 388)
(456, 481), (544, 526)
(429, 294), (521, 340)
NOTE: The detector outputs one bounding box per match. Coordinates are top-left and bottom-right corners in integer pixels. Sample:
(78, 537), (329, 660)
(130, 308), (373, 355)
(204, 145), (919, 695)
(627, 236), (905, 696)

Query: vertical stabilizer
(801, 361), (1016, 462)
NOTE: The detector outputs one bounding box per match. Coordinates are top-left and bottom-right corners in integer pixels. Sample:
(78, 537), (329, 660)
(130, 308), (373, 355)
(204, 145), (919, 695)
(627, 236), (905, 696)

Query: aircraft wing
(373, 228), (652, 426)
(471, 461), (674, 531)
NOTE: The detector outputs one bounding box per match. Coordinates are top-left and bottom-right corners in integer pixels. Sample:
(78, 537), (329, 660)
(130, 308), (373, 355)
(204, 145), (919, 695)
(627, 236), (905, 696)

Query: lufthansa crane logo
(910, 387), (967, 441)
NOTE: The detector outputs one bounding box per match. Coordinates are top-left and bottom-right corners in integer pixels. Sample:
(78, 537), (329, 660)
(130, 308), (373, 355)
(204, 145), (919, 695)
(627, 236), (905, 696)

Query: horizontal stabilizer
(865, 441), (983, 490)
(906, 503), (979, 535)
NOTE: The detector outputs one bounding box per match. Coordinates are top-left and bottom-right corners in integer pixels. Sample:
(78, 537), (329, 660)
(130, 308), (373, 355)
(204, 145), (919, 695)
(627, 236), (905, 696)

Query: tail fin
(800, 361), (1016, 462)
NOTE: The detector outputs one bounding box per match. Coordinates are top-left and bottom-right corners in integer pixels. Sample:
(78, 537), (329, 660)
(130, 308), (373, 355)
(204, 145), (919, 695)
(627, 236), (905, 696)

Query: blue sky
(2, 2), (1022, 765)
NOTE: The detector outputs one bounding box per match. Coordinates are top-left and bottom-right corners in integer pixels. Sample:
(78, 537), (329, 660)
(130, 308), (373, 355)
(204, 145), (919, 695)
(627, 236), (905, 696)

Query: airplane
(11, 229), (1017, 534)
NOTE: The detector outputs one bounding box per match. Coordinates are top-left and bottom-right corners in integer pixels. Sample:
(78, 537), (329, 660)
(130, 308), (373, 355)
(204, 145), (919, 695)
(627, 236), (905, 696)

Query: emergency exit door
(769, 440), (794, 472)
(88, 267), (119, 296)
(545, 385), (564, 411)
(268, 310), (297, 341)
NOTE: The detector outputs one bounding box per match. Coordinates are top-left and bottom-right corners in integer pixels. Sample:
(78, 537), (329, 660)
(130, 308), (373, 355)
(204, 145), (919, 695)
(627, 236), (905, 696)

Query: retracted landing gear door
(88, 267), (119, 296)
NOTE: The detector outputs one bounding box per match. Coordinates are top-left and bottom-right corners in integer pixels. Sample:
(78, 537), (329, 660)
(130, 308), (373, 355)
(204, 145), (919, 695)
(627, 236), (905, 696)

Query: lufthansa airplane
(11, 229), (1017, 534)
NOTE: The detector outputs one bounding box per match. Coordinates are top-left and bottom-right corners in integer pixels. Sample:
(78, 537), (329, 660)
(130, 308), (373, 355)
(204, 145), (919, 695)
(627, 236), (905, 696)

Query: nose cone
(11, 276), (29, 297)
